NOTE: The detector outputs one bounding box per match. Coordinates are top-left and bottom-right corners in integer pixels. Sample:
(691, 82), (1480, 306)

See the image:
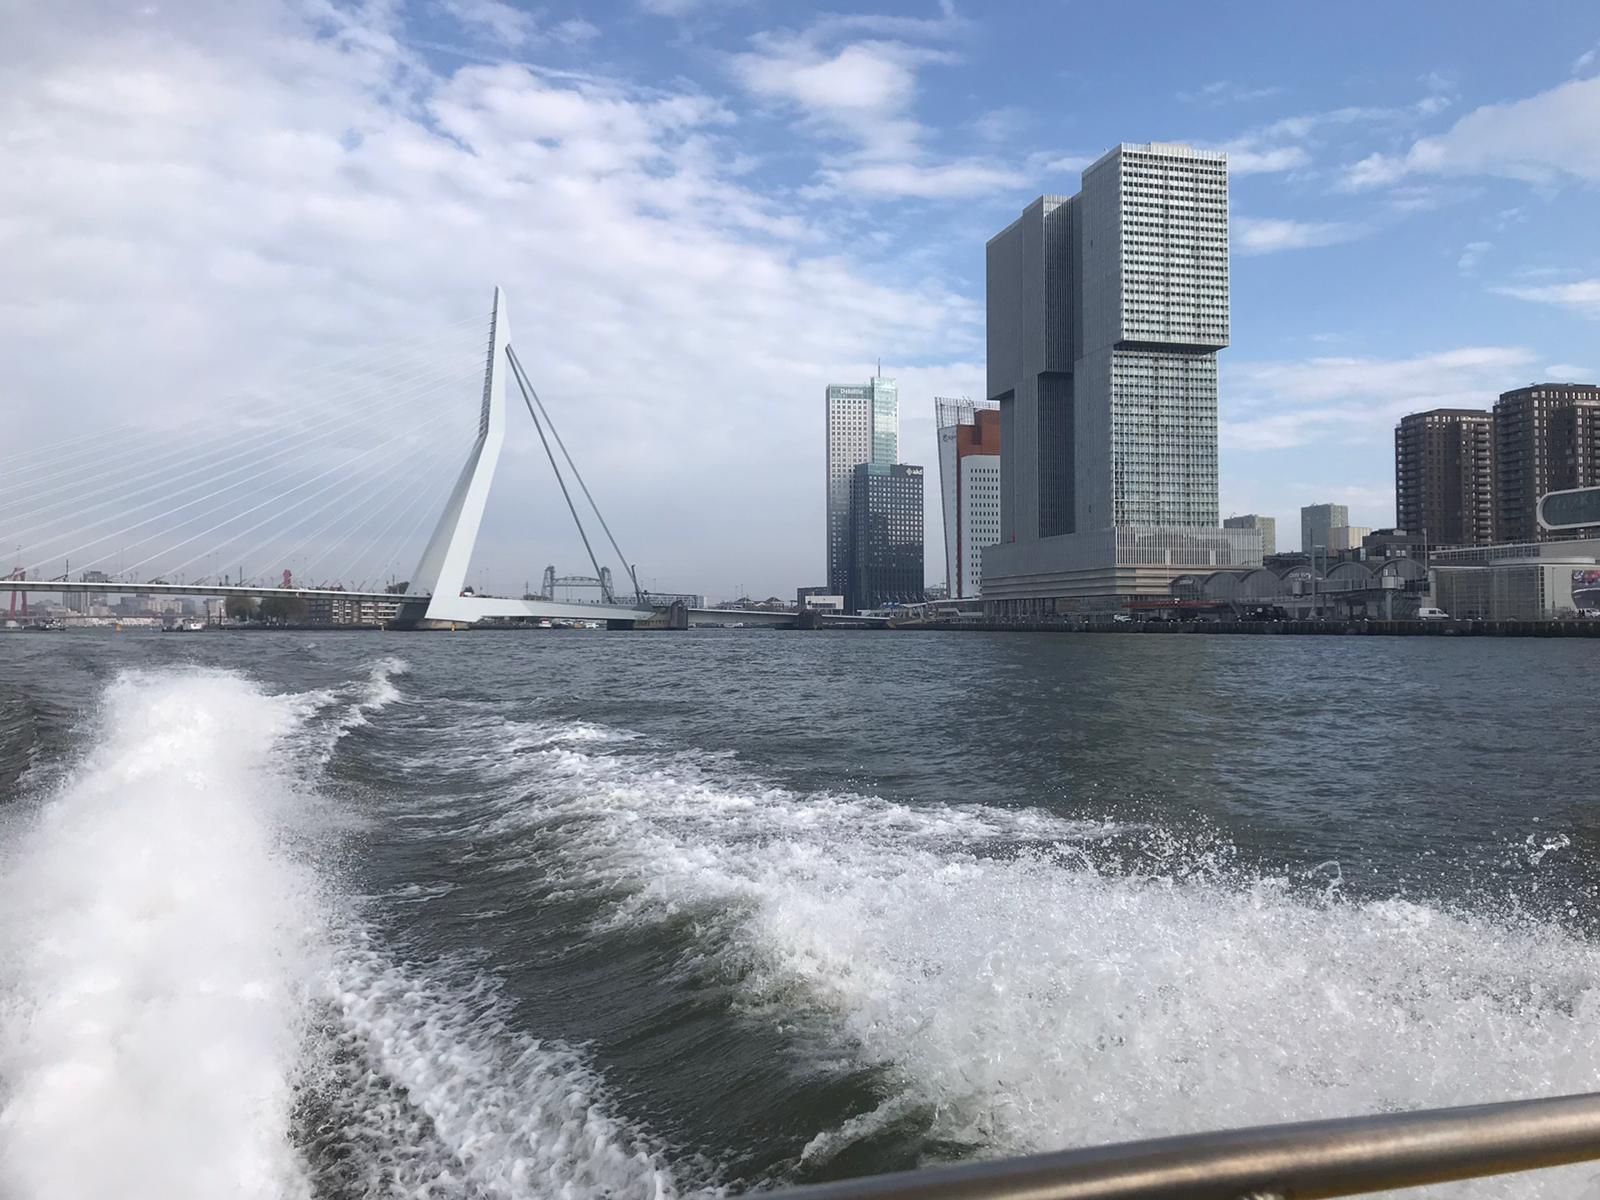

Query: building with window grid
(825, 375), (898, 598)
(936, 397), (1001, 599)
(847, 463), (924, 612)
(1223, 514), (1276, 556)
(1493, 383), (1600, 543)
(981, 142), (1256, 612)
(1394, 410), (1495, 547)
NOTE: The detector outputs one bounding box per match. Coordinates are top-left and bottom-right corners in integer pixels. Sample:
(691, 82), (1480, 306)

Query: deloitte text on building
(981, 142), (1261, 614)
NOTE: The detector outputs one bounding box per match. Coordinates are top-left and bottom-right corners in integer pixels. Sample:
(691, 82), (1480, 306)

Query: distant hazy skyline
(4, 1), (1598, 598)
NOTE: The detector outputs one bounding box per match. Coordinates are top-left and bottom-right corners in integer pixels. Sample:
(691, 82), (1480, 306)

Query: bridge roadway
(4, 579), (887, 629)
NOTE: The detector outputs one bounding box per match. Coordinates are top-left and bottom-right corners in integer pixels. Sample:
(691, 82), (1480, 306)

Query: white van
(1416, 606), (1451, 620)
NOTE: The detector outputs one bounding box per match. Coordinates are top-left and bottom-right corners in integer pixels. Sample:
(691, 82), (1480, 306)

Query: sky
(3, 0), (1599, 598)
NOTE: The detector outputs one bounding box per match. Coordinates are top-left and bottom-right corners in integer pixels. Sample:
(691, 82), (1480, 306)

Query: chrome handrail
(774, 1093), (1600, 1200)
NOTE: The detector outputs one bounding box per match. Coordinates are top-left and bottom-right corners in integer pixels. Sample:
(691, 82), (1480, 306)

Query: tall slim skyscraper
(936, 398), (1001, 599)
(981, 143), (1256, 613)
(825, 375), (898, 596)
(1301, 503), (1348, 554)
(1394, 409), (1495, 546)
(1493, 383), (1600, 542)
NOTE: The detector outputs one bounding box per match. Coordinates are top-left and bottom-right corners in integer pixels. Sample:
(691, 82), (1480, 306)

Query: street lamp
(1312, 544), (1325, 619)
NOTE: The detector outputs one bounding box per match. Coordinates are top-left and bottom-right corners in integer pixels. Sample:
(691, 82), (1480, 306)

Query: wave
(447, 713), (1600, 1195)
(0, 667), (674, 1200)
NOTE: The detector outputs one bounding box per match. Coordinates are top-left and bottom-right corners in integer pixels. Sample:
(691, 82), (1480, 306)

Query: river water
(2, 630), (1599, 1198)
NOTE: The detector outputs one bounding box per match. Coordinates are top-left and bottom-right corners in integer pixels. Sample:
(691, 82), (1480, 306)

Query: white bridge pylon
(404, 287), (653, 626)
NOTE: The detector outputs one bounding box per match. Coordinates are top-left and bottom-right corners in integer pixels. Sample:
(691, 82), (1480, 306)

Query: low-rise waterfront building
(1430, 538), (1600, 620)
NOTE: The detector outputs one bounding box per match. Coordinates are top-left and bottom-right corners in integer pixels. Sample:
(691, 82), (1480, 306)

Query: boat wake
(3, 666), (1598, 1200)
(423, 709), (1600, 1197)
(0, 668), (673, 1200)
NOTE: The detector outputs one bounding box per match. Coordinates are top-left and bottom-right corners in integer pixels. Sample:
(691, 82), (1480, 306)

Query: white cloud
(1340, 76), (1600, 189)
(1222, 346), (1534, 451)
(730, 14), (1018, 200)
(1223, 143), (1312, 175)
(1574, 43), (1598, 76)
(1456, 240), (1490, 273)
(1215, 96), (1448, 178)
(815, 159), (1026, 199)
(1545, 363), (1594, 379)
(553, 18), (601, 45)
(968, 106), (1025, 144)
(1177, 80), (1283, 106)
(1493, 279), (1600, 319)
(1035, 152), (1095, 175)
(441, 0), (539, 48)
(0, 2), (979, 598)
(1234, 216), (1365, 255)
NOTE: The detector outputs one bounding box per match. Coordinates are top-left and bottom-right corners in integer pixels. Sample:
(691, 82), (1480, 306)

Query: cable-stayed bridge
(5, 288), (855, 630)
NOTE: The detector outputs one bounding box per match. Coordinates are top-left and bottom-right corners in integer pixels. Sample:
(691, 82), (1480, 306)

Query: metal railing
(775, 1093), (1600, 1200)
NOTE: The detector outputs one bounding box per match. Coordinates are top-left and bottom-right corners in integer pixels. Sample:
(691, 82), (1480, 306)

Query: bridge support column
(619, 602), (688, 631)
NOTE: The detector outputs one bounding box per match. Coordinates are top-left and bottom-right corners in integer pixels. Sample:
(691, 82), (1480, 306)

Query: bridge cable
(505, 345), (644, 605)
(79, 405), (459, 580)
(503, 346), (614, 604)
(16, 373), (473, 574)
(0, 317), (485, 500)
(0, 362), (481, 548)
(155, 407), (462, 584)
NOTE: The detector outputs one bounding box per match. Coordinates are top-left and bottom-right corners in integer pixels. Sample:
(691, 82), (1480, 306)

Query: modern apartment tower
(1223, 514), (1276, 556)
(847, 463), (924, 612)
(1300, 503), (1348, 555)
(936, 398), (1001, 599)
(1493, 383), (1600, 542)
(825, 375), (898, 596)
(981, 142), (1258, 613)
(1394, 409), (1495, 547)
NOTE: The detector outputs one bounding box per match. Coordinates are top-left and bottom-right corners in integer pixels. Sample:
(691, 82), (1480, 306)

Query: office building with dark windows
(847, 463), (924, 612)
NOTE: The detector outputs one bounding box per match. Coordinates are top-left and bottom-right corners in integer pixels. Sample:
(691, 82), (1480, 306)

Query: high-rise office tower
(982, 142), (1256, 613)
(1394, 409), (1495, 547)
(825, 375), (898, 596)
(1223, 514), (1276, 556)
(1301, 503), (1348, 555)
(847, 463), (923, 612)
(1493, 383), (1600, 542)
(936, 398), (1001, 599)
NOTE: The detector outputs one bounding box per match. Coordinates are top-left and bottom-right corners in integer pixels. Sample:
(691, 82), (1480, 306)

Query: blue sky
(5, 0), (1599, 593)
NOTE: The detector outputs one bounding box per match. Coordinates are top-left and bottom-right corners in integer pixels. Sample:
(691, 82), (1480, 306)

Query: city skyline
(4, 2), (1599, 599)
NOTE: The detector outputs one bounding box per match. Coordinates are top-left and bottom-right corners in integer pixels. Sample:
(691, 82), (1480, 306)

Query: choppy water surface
(3, 630), (1600, 1198)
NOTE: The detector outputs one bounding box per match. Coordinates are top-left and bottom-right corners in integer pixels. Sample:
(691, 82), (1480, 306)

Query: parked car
(1416, 606), (1451, 620)
(1111, 612), (1133, 623)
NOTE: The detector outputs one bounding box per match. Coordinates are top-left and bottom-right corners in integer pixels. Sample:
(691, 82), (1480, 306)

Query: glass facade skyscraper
(847, 463), (924, 612)
(826, 374), (899, 598)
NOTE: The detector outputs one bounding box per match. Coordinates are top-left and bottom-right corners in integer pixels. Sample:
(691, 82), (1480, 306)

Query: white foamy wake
(0, 671), (320, 1200)
(466, 717), (1600, 1197)
(306, 937), (674, 1200)
(0, 668), (675, 1200)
